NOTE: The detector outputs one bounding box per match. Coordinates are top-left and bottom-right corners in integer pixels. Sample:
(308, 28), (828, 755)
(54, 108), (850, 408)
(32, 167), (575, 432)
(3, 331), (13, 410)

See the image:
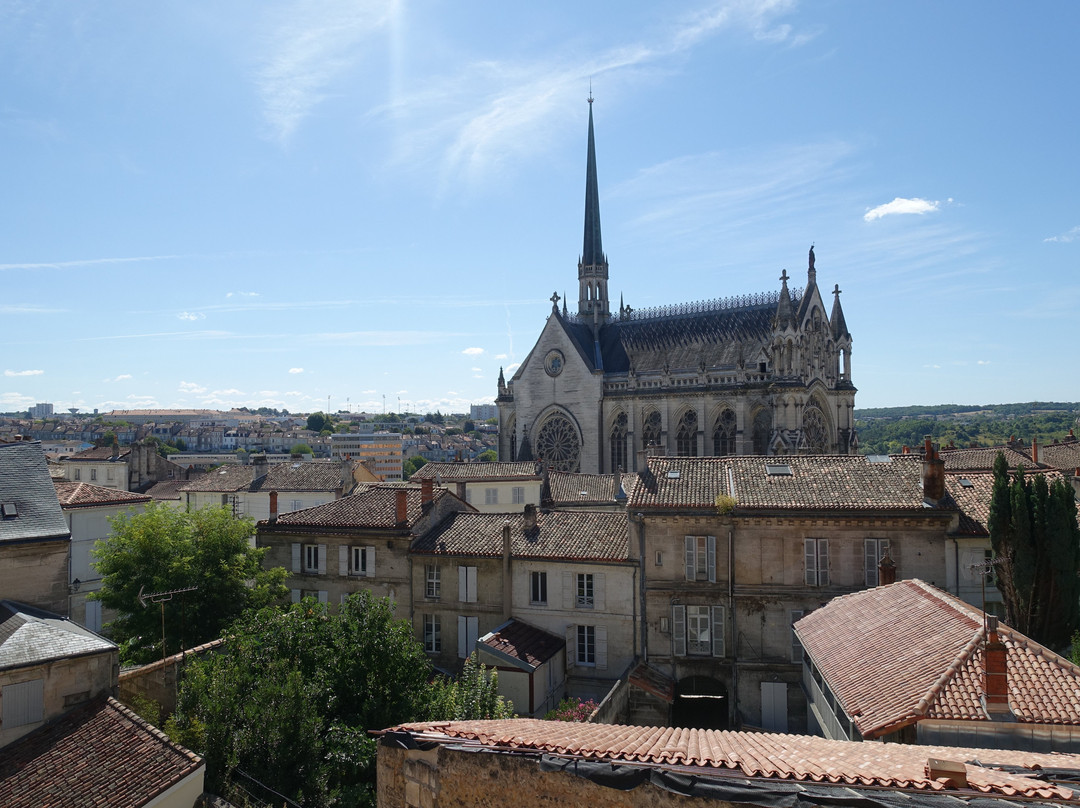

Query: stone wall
(117, 639), (224, 719)
(0, 539), (70, 615)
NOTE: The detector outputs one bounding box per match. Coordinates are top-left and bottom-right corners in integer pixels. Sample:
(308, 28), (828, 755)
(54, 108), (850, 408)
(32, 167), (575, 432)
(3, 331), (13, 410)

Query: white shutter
(291, 543), (301, 573)
(467, 567), (477, 602)
(317, 544), (327, 576)
(2, 679), (44, 727)
(672, 605), (686, 657)
(595, 626), (608, 670)
(341, 593), (348, 605)
(818, 539), (829, 586)
(711, 605), (725, 657)
(804, 539), (817, 586)
(458, 615), (468, 658)
(707, 536), (717, 583)
(562, 572), (574, 609)
(459, 566), (468, 601)
(291, 589), (301, 603)
(565, 625), (577, 669)
(365, 547), (376, 577)
(339, 545), (349, 576)
(684, 537), (695, 581)
(318, 590), (328, 604)
(593, 573), (605, 611)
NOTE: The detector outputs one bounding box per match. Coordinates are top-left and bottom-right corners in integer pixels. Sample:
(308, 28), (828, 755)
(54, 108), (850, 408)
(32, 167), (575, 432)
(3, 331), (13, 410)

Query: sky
(2, 1), (1078, 416)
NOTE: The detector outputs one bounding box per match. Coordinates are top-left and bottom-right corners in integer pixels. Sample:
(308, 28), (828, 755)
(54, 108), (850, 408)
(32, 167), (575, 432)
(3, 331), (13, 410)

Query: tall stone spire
(578, 95), (610, 319)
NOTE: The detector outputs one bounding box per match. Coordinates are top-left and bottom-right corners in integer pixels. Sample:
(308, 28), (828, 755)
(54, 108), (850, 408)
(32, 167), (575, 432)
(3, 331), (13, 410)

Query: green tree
(172, 593), (434, 808)
(989, 453), (1080, 648)
(306, 411), (332, 433)
(92, 504), (288, 664)
(402, 455), (428, 479)
(290, 442), (314, 456)
(426, 652), (513, 721)
(477, 449), (497, 462)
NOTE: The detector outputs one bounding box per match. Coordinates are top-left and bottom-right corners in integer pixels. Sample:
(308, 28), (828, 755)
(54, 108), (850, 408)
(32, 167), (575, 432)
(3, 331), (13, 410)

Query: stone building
(497, 100), (857, 474)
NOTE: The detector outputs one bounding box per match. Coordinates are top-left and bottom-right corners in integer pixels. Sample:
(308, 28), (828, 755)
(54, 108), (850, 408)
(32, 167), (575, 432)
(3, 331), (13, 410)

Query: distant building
(469, 404), (497, 422)
(330, 432), (403, 481)
(28, 403), (53, 419)
(409, 461), (541, 512)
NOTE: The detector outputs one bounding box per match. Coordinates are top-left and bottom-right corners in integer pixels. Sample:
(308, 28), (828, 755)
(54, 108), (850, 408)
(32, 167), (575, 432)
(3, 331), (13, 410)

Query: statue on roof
(808, 245), (815, 270)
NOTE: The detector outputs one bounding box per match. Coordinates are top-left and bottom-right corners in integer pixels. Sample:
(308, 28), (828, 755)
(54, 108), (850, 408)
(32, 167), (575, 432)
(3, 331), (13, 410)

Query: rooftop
(0, 441), (70, 544)
(52, 480), (152, 509)
(410, 461), (540, 481)
(180, 459), (351, 493)
(0, 600), (116, 670)
(479, 619), (564, 671)
(546, 470), (640, 505)
(262, 484), (456, 532)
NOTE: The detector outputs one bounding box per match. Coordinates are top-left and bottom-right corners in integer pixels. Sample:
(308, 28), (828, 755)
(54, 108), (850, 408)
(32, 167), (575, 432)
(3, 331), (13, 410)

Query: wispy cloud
(1044, 225), (1080, 243)
(225, 291), (260, 298)
(179, 381), (207, 394)
(5, 369), (44, 377)
(0, 304), (66, 314)
(864, 197), (942, 222)
(0, 255), (179, 271)
(105, 374), (133, 382)
(178, 311), (206, 321)
(289, 367), (304, 374)
(462, 347), (484, 356)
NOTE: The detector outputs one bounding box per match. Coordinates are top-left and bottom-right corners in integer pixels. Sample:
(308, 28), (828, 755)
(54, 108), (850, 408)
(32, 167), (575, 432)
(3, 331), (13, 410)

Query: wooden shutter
(684, 537), (695, 581)
(317, 544), (327, 575)
(595, 626), (608, 670)
(804, 539), (817, 586)
(711, 605), (725, 657)
(291, 543), (301, 573)
(459, 566), (467, 602)
(593, 573), (605, 611)
(565, 625), (576, 669)
(318, 590), (328, 604)
(790, 610), (805, 662)
(458, 616), (468, 658)
(562, 572), (574, 609)
(365, 547), (376, 577)
(707, 536), (717, 583)
(672, 605), (686, 657)
(339, 545), (349, 576)
(818, 539), (829, 586)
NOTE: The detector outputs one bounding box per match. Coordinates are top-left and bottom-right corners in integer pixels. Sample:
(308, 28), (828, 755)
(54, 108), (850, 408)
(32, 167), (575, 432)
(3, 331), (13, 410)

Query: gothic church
(497, 100), (857, 474)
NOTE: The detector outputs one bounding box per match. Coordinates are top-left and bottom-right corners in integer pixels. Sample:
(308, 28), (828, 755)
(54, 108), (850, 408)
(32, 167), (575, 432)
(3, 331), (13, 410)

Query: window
(676, 410), (698, 457)
(530, 571), (547, 605)
(90, 468), (97, 481)
(671, 605), (725, 657)
(577, 624), (596, 665)
(684, 536), (716, 582)
(424, 614), (441, 653)
(457, 615), (479, 658)
(350, 546), (375, 577)
(791, 610), (806, 662)
(291, 499), (304, 511)
(458, 566), (477, 603)
(2, 679), (44, 728)
(106, 468), (114, 481)
(752, 409), (772, 455)
(983, 548), (997, 587)
(864, 539), (890, 587)
(642, 410), (662, 449)
(512, 486), (525, 505)
(484, 488), (498, 505)
(426, 565), (441, 599)
(805, 538), (829, 586)
(303, 544), (321, 574)
(74, 469), (80, 480)
(610, 412), (628, 471)
(713, 410), (736, 456)
(576, 573), (594, 609)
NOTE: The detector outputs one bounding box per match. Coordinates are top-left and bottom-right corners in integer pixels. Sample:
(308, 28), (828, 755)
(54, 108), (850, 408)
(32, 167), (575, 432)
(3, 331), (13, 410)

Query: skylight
(959, 478), (974, 488)
(866, 455), (891, 464)
(667, 470), (681, 479)
(765, 464), (793, 477)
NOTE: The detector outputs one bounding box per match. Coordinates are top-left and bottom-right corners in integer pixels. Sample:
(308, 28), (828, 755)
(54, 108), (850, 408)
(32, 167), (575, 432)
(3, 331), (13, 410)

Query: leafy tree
(92, 504), (288, 664)
(306, 411), (333, 433)
(290, 443), (314, 456)
(172, 593), (435, 808)
(477, 449), (497, 461)
(989, 453), (1080, 649)
(426, 652), (514, 721)
(424, 410), (445, 425)
(96, 430), (118, 448)
(402, 455), (428, 479)
(463, 420), (476, 433)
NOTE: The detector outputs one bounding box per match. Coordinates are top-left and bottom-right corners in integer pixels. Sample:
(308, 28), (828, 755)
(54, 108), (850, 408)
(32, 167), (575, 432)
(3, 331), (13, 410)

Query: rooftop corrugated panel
(387, 718), (1080, 800)
(411, 461), (540, 481)
(269, 485), (449, 530)
(0, 600), (116, 668)
(795, 580), (1080, 736)
(53, 480), (152, 508)
(412, 510), (629, 561)
(480, 619), (563, 669)
(0, 696), (202, 808)
(630, 455), (945, 511)
(0, 442), (70, 544)
(546, 471), (640, 505)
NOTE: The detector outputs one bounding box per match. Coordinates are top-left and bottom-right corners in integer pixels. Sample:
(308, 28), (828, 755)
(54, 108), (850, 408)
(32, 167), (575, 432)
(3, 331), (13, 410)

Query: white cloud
(0, 304), (65, 314)
(0, 255), (178, 272)
(289, 367), (304, 374)
(462, 347), (485, 356)
(225, 291), (261, 298)
(494, 353), (508, 359)
(103, 374), (133, 382)
(179, 381), (207, 394)
(470, 367), (482, 372)
(5, 369), (44, 377)
(0, 392), (35, 409)
(977, 360), (991, 366)
(864, 197), (941, 222)
(178, 311), (206, 321)
(1044, 225), (1080, 243)
(505, 362), (521, 374)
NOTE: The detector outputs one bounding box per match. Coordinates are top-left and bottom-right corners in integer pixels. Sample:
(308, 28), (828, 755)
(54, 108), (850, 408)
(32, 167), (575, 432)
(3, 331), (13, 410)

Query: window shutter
(562, 572), (574, 609)
(467, 566), (477, 602)
(458, 616), (468, 658)
(565, 625), (577, 669)
(459, 566), (467, 601)
(672, 605), (686, 657)
(818, 539), (829, 586)
(790, 610), (805, 662)
(804, 539), (816, 586)
(339, 545), (349, 576)
(684, 537), (695, 581)
(291, 589), (301, 603)
(317, 544), (327, 575)
(365, 547), (376, 577)
(318, 590), (328, 604)
(711, 605), (725, 657)
(291, 543), (301, 574)
(341, 593), (348, 605)
(595, 626), (608, 670)
(707, 536), (717, 583)
(593, 573), (605, 611)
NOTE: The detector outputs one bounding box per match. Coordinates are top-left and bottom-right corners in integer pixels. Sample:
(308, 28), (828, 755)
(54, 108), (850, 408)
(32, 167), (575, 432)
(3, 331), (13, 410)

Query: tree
(402, 455), (428, 479)
(290, 442), (314, 456)
(92, 504), (288, 664)
(989, 452), (1080, 649)
(306, 411), (332, 433)
(477, 449), (497, 462)
(171, 593), (436, 808)
(463, 420), (476, 433)
(426, 652), (514, 721)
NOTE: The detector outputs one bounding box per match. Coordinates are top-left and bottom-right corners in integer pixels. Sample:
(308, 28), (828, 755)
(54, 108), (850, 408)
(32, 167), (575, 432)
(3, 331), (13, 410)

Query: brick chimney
(982, 615), (1011, 718)
(922, 435), (945, 504)
(421, 477), (434, 507)
(269, 490), (278, 523)
(877, 546), (896, 586)
(502, 520), (512, 621)
(902, 445), (909, 455)
(523, 503), (537, 531)
(1031, 437), (1039, 464)
(395, 488), (409, 526)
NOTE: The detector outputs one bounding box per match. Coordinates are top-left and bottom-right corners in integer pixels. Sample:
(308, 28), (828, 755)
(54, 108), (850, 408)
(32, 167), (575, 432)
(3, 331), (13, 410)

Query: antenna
(137, 584), (198, 666)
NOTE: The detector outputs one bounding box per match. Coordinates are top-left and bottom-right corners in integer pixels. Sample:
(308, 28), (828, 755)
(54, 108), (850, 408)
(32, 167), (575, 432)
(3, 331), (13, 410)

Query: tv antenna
(138, 585), (198, 665)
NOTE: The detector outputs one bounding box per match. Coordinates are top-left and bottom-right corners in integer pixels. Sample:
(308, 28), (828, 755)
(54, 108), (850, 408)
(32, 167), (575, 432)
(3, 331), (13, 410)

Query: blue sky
(2, 1), (1077, 415)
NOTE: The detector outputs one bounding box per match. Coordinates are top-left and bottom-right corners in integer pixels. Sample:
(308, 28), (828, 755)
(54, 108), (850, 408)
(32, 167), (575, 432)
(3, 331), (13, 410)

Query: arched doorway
(673, 676), (728, 729)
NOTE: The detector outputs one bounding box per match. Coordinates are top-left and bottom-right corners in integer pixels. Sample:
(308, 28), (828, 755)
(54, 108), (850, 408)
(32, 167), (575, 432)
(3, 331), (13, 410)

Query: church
(497, 100), (857, 474)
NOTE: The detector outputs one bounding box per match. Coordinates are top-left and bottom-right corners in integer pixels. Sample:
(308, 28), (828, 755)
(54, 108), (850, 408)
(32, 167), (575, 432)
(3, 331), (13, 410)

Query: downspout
(952, 538), (960, 596)
(634, 513), (648, 662)
(727, 465), (739, 727)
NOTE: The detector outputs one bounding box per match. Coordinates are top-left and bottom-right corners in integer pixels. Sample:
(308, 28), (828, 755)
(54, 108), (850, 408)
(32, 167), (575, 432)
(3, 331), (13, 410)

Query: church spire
(578, 94), (610, 319)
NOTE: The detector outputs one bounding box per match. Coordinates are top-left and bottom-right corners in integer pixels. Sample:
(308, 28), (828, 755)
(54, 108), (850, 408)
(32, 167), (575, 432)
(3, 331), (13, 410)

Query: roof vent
(959, 477), (974, 488)
(866, 455), (891, 464)
(1, 502), (17, 518)
(666, 470), (680, 479)
(765, 464), (793, 477)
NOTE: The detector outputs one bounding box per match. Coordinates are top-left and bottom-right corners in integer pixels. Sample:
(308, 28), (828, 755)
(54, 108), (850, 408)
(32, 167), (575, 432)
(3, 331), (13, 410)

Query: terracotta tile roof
(946, 469), (1073, 538)
(940, 446), (1040, 472)
(795, 580), (1080, 738)
(410, 461), (540, 481)
(630, 455), (950, 512)
(67, 446), (132, 461)
(1037, 440), (1080, 473)
(0, 696), (202, 807)
(479, 619), (563, 670)
(386, 718), (1080, 800)
(265, 484), (452, 531)
(53, 480), (152, 509)
(139, 479), (187, 501)
(180, 460), (349, 493)
(412, 510), (629, 561)
(546, 471), (640, 505)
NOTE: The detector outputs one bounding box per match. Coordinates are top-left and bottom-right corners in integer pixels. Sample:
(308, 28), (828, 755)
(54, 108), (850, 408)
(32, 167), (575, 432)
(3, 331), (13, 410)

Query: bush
(543, 697), (598, 722)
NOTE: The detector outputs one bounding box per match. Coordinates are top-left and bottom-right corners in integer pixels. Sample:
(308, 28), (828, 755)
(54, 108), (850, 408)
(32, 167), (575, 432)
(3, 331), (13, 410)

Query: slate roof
(794, 580), (1080, 738)
(630, 454), (952, 513)
(385, 718), (1080, 801)
(479, 619), (563, 671)
(52, 480), (152, 509)
(412, 510), (629, 561)
(0, 442), (70, 544)
(0, 696), (203, 808)
(263, 484), (454, 532)
(0, 600), (116, 670)
(410, 461), (540, 481)
(180, 460), (349, 493)
(941, 446), (1040, 472)
(546, 471), (640, 506)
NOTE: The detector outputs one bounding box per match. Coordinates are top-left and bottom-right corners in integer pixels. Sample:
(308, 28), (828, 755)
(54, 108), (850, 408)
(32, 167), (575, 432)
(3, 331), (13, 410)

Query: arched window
(802, 403), (828, 453)
(713, 410), (736, 456)
(508, 417), (517, 461)
(642, 410), (662, 450)
(676, 410), (698, 457)
(536, 413), (581, 472)
(610, 412), (628, 472)
(752, 409), (772, 455)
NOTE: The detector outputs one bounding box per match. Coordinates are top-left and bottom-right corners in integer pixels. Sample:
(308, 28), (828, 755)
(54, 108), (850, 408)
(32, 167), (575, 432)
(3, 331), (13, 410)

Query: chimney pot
(1031, 437), (1039, 464)
(983, 615), (1011, 716)
(269, 490), (278, 523)
(421, 477), (433, 506)
(523, 503), (537, 531)
(395, 489), (408, 526)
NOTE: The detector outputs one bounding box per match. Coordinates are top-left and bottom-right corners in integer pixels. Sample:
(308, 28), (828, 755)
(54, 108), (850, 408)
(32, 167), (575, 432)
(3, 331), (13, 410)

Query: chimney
(111, 440), (120, 460)
(982, 615), (1011, 718)
(902, 445), (909, 455)
(421, 477), (434, 507)
(456, 481), (467, 501)
(1031, 437), (1039, 464)
(523, 503), (537, 531)
(395, 489), (409, 526)
(922, 435), (945, 503)
(269, 490), (278, 523)
(877, 546), (896, 586)
(502, 520), (512, 621)
(340, 459), (352, 492)
(253, 453), (268, 481)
